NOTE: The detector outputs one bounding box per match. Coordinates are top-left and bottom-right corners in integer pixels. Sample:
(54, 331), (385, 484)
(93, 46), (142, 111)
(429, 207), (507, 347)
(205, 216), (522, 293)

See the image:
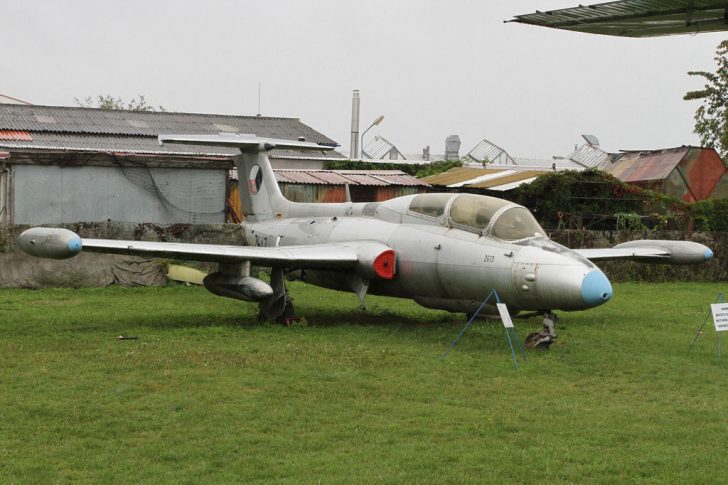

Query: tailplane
(159, 133), (335, 221)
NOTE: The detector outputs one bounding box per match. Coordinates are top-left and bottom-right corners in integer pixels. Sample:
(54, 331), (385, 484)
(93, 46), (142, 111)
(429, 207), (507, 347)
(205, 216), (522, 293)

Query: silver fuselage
(244, 194), (611, 315)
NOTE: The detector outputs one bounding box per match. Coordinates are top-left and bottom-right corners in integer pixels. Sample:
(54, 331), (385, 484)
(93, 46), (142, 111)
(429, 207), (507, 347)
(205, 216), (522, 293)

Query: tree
(74, 94), (166, 112)
(684, 40), (728, 159)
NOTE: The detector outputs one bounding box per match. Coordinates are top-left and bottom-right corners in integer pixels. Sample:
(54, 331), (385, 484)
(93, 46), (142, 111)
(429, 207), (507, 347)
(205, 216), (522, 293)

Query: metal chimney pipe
(350, 90), (360, 159)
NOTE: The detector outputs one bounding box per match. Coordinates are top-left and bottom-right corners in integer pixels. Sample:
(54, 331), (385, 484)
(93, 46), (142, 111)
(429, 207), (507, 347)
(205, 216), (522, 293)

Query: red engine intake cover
(373, 250), (396, 280)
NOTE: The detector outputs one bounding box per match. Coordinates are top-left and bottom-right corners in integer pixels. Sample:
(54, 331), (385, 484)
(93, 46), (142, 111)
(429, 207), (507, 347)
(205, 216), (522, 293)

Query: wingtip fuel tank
(614, 240), (714, 265)
(16, 228), (83, 259)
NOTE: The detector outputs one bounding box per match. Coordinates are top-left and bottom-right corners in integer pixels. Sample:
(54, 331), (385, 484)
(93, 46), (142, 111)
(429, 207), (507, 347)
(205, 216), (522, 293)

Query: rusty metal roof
(358, 172), (426, 187)
(0, 104), (339, 159)
(273, 169), (428, 187)
(335, 172), (388, 186)
(275, 170), (353, 185)
(0, 104), (337, 145)
(0, 133), (346, 159)
(0, 132), (240, 157)
(0, 105), (345, 159)
(601, 146), (691, 182)
(0, 130), (32, 141)
(509, 0), (728, 37)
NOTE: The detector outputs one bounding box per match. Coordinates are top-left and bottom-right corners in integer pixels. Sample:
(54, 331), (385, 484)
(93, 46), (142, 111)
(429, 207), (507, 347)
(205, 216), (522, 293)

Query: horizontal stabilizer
(158, 133), (336, 152)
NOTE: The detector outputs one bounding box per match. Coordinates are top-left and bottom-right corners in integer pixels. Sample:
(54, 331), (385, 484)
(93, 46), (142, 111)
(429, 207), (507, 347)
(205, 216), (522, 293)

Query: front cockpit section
(402, 193), (547, 242)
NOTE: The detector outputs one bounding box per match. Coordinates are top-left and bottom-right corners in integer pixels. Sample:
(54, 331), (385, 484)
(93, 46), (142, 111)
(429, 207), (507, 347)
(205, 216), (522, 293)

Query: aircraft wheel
(525, 331), (554, 350)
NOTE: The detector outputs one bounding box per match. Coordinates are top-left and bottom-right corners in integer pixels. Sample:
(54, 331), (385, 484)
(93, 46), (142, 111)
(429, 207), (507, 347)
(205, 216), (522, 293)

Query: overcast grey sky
(1, 1), (726, 158)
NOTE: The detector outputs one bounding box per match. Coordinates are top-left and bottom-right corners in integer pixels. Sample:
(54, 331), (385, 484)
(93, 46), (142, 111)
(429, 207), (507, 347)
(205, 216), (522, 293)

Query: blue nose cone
(581, 270), (613, 306)
(705, 248), (714, 261)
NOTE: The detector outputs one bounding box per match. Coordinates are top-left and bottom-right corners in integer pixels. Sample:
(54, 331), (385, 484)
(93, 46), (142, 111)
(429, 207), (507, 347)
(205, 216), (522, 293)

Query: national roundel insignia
(248, 165), (262, 195)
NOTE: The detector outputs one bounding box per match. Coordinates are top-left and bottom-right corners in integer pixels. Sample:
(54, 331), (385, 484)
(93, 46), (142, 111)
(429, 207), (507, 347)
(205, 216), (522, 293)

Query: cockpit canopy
(408, 193), (546, 241)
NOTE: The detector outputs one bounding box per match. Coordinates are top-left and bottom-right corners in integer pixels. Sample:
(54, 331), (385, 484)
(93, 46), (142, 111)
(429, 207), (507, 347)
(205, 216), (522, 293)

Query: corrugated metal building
(0, 104), (340, 224)
(277, 169), (427, 203)
(598, 146), (728, 202)
(226, 168), (428, 218)
(427, 142), (728, 202)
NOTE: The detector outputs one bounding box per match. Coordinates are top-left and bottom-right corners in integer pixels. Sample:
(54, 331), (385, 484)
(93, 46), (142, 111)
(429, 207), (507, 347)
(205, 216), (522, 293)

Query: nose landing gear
(525, 311), (558, 349)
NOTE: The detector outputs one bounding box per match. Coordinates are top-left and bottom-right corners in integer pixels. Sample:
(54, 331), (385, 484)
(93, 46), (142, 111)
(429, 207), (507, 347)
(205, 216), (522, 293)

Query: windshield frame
(406, 192), (547, 243)
(446, 193), (546, 242)
(485, 205), (546, 243)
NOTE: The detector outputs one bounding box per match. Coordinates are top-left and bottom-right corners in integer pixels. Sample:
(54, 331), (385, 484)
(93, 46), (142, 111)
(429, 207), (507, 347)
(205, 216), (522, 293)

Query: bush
(507, 169), (688, 230)
(689, 198), (728, 232)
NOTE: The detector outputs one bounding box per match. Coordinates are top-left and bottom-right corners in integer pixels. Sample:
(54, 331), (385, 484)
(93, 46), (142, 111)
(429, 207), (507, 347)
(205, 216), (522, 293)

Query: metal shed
(598, 146), (728, 201)
(0, 105), (340, 224)
(227, 168), (428, 216)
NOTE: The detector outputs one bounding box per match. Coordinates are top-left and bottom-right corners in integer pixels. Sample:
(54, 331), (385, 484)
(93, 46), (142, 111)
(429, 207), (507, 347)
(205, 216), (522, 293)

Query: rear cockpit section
(402, 193), (547, 242)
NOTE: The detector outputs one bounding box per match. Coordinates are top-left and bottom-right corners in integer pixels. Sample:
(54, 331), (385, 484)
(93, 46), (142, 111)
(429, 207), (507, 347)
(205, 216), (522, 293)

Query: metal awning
(509, 0), (728, 37)
(423, 167), (549, 191)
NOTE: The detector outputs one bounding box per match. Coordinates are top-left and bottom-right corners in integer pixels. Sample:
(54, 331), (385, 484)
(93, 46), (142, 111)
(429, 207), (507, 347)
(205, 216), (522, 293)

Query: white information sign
(711, 303), (728, 332)
(497, 303), (514, 328)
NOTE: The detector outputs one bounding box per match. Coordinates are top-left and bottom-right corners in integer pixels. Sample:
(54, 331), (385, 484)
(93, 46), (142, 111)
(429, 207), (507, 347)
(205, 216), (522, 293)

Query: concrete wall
(0, 222), (243, 288)
(13, 165), (227, 225)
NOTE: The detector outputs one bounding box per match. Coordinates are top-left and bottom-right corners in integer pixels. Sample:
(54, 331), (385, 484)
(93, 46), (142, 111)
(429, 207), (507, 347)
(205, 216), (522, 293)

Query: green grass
(1, 282), (727, 483)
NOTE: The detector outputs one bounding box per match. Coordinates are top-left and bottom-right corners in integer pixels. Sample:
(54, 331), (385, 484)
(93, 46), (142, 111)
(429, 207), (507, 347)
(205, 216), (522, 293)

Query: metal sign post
(440, 289), (526, 369)
(689, 293), (726, 364)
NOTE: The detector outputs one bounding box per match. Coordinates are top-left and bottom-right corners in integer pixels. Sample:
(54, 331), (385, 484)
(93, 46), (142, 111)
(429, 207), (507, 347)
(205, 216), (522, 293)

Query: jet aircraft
(17, 134), (714, 346)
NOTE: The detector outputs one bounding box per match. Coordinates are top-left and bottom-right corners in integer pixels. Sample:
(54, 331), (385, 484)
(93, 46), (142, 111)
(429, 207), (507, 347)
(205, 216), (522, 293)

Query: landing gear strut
(258, 267), (301, 325)
(525, 311), (558, 349)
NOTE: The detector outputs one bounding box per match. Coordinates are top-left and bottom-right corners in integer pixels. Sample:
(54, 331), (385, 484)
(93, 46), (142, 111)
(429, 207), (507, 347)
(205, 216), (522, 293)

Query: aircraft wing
(574, 240), (713, 265)
(574, 247), (670, 262)
(80, 238), (360, 267)
(16, 228), (396, 280)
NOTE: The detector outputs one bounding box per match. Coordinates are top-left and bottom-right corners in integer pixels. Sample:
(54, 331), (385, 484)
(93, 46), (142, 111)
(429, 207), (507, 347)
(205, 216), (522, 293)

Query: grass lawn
(1, 282), (727, 483)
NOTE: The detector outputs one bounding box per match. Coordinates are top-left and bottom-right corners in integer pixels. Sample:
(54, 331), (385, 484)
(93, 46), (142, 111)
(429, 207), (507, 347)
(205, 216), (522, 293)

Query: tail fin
(235, 150), (288, 221)
(159, 134), (335, 222)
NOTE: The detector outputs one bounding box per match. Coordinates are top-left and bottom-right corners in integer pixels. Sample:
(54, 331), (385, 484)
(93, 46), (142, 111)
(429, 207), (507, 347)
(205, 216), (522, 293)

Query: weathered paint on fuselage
(242, 194), (607, 315)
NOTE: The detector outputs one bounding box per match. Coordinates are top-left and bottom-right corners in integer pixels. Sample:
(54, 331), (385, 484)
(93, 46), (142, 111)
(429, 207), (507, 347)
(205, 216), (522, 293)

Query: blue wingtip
(67, 237), (83, 253)
(705, 248), (714, 261)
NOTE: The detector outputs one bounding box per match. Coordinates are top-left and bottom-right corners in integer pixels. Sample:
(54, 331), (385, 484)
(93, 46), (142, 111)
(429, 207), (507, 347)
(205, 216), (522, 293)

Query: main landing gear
(524, 311), (558, 349)
(258, 267), (301, 325)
